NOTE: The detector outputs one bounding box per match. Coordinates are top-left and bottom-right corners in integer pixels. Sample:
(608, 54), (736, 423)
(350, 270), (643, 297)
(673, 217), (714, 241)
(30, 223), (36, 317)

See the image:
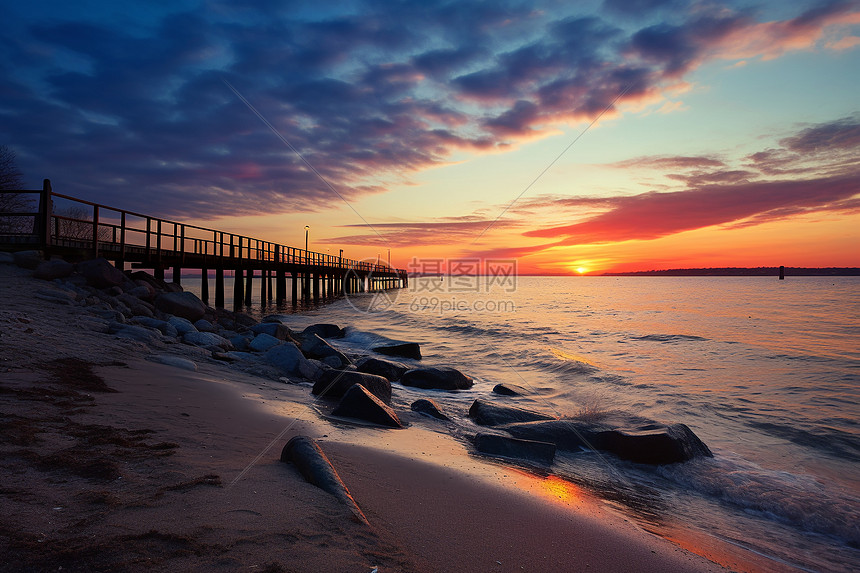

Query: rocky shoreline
(6, 251), (714, 469)
(0, 250), (727, 572)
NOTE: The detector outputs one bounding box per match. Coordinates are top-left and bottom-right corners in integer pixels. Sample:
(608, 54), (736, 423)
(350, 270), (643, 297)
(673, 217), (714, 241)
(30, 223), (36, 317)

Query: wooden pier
(0, 180), (408, 309)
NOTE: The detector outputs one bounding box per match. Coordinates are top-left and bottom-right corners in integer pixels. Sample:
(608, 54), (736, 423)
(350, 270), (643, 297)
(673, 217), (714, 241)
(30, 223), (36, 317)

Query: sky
(1, 0), (858, 274)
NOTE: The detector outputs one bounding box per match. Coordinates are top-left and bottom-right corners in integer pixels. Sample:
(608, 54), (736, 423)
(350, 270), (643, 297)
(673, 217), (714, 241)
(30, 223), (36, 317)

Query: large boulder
(117, 293), (155, 318)
(77, 258), (126, 288)
(300, 334), (349, 367)
(593, 423), (713, 465)
(504, 420), (713, 465)
(372, 342), (421, 360)
(401, 367), (472, 391)
(473, 434), (556, 465)
(249, 333), (281, 352)
(265, 342), (310, 377)
(154, 291), (207, 322)
(331, 384), (402, 428)
(312, 370), (392, 403)
(410, 398), (451, 421)
(168, 316), (198, 335)
(33, 259), (74, 280)
(355, 356), (410, 381)
(301, 323), (345, 339)
(469, 398), (555, 426)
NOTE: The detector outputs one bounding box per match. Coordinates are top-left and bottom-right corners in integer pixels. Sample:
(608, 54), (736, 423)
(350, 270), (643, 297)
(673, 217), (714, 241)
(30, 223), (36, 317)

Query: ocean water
(188, 275), (859, 572)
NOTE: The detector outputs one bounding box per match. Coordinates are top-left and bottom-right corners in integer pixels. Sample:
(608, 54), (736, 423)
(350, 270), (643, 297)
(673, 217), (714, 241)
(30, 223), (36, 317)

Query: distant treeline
(601, 267), (860, 276)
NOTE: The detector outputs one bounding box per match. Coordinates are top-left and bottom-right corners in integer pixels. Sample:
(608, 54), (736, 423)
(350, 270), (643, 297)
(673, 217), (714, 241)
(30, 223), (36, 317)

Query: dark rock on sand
(469, 398), (555, 426)
(373, 342), (421, 360)
(154, 291), (207, 322)
(77, 257), (126, 288)
(473, 433), (556, 465)
(401, 367), (472, 390)
(332, 384), (402, 428)
(312, 370), (392, 403)
(504, 420), (594, 451)
(280, 436), (369, 525)
(33, 259), (74, 280)
(302, 323), (345, 339)
(265, 342), (310, 376)
(355, 356), (409, 381)
(504, 420), (713, 465)
(593, 423), (713, 465)
(249, 333), (280, 352)
(183, 331), (233, 350)
(410, 398), (451, 421)
(492, 383), (529, 396)
(301, 334), (349, 367)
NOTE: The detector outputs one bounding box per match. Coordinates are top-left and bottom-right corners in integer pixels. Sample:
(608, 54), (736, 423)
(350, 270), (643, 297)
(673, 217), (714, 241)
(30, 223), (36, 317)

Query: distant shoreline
(600, 267), (860, 276)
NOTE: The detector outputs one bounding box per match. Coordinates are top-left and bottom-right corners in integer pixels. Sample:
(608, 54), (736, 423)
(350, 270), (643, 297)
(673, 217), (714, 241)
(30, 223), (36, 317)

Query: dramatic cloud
(1, 0), (857, 221)
(522, 117), (860, 244)
(322, 218), (520, 248)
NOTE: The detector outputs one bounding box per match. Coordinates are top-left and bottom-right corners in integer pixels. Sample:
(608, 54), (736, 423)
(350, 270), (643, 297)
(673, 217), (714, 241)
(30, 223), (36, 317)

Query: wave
(660, 456), (860, 546)
(749, 421), (860, 462)
(631, 333), (709, 343)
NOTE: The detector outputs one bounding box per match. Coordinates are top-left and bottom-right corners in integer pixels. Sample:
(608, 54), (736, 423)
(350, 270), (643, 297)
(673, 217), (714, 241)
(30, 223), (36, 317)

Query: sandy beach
(0, 261), (730, 572)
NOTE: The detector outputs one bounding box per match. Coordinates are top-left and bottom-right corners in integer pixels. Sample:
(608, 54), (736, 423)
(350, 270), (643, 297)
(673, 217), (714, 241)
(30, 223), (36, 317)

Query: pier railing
(0, 179), (402, 277)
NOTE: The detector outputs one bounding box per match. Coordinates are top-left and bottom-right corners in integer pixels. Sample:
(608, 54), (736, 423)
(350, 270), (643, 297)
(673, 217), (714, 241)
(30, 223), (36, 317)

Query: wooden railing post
(119, 211), (126, 269)
(92, 204), (100, 258)
(39, 179), (53, 249)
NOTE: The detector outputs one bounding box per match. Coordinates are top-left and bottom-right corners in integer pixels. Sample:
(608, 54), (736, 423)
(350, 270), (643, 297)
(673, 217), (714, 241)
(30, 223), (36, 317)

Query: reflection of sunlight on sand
(505, 467), (586, 508)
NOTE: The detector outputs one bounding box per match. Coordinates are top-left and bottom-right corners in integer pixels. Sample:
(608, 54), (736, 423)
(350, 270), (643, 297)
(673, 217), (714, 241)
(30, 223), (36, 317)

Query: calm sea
(187, 275), (860, 572)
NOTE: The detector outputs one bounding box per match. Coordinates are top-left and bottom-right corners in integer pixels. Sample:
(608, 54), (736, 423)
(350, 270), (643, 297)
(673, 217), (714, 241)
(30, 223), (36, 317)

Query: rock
(503, 420), (594, 451)
(332, 384), (402, 428)
(12, 250), (44, 269)
(168, 316), (198, 335)
(473, 433), (556, 465)
(469, 398), (555, 426)
(280, 436), (369, 525)
(503, 420), (712, 465)
(265, 342), (309, 376)
(410, 398), (451, 421)
(301, 323), (345, 339)
(147, 354), (198, 371)
(372, 342), (421, 360)
(249, 333), (281, 352)
(127, 284), (156, 301)
(117, 293), (155, 318)
(194, 319), (217, 332)
(355, 356), (409, 381)
(0, 251), (14, 264)
(492, 383), (529, 396)
(593, 423), (713, 465)
(34, 288), (77, 305)
(299, 358), (326, 381)
(76, 257), (126, 288)
(221, 351), (256, 361)
(250, 322), (292, 340)
(183, 331), (232, 350)
(229, 334), (252, 351)
(401, 367), (472, 391)
(154, 291), (207, 322)
(301, 334), (349, 367)
(112, 324), (163, 345)
(131, 317), (173, 335)
(313, 370), (392, 403)
(33, 259), (74, 280)
(321, 355), (344, 368)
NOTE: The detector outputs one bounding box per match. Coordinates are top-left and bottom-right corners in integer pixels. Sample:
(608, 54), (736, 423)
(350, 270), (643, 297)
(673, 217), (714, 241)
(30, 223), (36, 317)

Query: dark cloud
(1, 0), (856, 224)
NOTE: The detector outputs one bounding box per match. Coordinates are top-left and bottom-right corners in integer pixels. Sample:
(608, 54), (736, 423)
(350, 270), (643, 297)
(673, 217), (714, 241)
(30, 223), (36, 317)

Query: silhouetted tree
(0, 145), (34, 233)
(55, 205), (112, 243)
